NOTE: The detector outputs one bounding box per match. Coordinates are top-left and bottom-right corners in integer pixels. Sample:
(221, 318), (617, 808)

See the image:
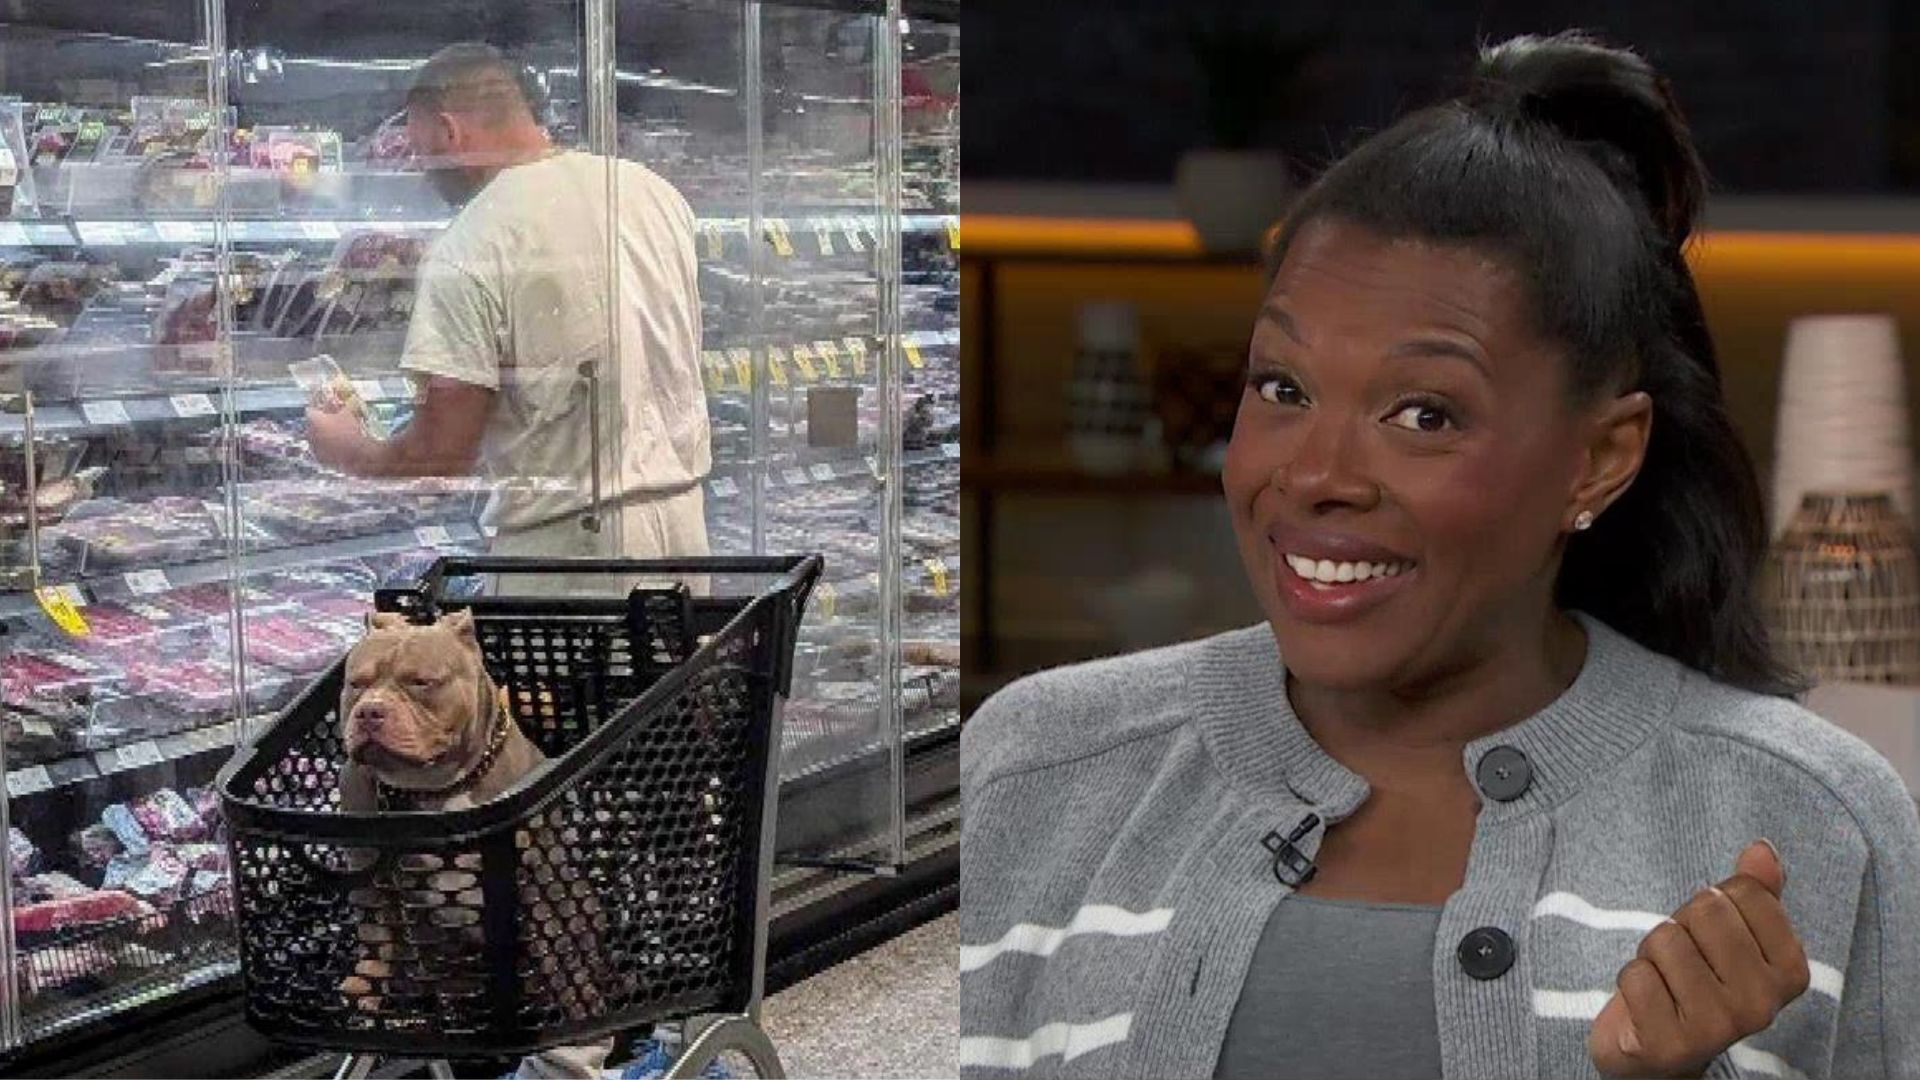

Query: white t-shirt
(398, 150), (711, 532)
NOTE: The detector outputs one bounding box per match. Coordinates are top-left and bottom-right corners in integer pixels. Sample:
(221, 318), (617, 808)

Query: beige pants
(486, 486), (710, 596)
(490, 489), (707, 1077)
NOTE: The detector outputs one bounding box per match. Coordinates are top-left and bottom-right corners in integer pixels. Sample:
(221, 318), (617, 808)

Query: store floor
(760, 912), (958, 1079)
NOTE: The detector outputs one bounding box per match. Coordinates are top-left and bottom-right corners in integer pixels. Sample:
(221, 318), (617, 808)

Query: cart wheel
(665, 1014), (785, 1079)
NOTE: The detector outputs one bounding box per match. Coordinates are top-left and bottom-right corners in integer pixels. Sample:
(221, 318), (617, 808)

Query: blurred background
(959, 0), (1920, 801)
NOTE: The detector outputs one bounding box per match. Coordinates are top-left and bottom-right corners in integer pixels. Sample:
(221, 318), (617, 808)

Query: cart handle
(407, 554), (825, 694)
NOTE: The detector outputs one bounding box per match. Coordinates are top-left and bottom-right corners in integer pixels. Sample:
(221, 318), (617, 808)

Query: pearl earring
(1573, 510), (1595, 532)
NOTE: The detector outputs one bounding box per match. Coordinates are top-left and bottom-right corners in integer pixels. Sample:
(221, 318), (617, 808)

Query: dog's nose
(354, 702), (387, 729)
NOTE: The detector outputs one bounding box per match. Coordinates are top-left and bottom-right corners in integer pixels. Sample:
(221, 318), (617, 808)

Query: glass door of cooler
(0, 6), (243, 1052)
(617, 0), (910, 869)
(900, 7), (959, 740)
(221, 7), (591, 721)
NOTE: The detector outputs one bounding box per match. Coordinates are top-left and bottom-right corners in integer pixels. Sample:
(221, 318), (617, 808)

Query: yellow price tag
(844, 337), (870, 377)
(704, 225), (724, 259)
(767, 346), (790, 386)
(817, 582), (837, 620)
(36, 586), (90, 637)
(728, 347), (754, 390)
(766, 220), (794, 257)
(925, 558), (950, 598)
(700, 352), (724, 393)
(790, 343), (820, 382)
(946, 218), (960, 251)
(815, 339), (844, 378)
(903, 337), (926, 369)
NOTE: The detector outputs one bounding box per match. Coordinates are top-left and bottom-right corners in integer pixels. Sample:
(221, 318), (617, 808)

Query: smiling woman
(960, 30), (1920, 1080)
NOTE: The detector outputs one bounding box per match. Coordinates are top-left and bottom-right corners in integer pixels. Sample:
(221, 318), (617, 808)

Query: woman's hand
(1588, 840), (1812, 1078)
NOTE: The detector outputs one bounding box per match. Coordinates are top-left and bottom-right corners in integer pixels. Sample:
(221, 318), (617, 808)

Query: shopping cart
(216, 555), (823, 1079)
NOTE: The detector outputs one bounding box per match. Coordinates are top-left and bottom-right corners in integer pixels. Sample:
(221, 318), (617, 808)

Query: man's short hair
(407, 43), (544, 127)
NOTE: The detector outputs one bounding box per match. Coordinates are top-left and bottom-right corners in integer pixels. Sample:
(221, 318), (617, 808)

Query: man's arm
(307, 375), (494, 478)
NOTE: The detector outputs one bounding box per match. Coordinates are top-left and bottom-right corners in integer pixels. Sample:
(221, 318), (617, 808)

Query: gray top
(961, 612), (1920, 1079)
(1215, 895), (1444, 1080)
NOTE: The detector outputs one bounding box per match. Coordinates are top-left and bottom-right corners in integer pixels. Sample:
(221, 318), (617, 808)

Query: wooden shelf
(966, 451), (1223, 496)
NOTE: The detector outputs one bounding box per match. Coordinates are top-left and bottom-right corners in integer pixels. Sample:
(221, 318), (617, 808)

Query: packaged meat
(245, 613), (348, 673)
(18, 872), (90, 903)
(124, 848), (189, 904)
(299, 592), (371, 620)
(13, 889), (153, 935)
(74, 601), (190, 649)
(134, 789), (204, 842)
(75, 824), (122, 867)
(1, 649), (115, 700)
(8, 827), (36, 879)
(100, 803), (151, 859)
(121, 657), (232, 714)
(182, 786), (222, 836)
(174, 843), (226, 873)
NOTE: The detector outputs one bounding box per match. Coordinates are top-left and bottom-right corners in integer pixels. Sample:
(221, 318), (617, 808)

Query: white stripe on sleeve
(958, 1014), (1134, 1071)
(959, 905), (1173, 973)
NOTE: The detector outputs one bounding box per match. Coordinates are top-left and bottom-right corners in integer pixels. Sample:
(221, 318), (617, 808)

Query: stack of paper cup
(1771, 314), (1915, 536)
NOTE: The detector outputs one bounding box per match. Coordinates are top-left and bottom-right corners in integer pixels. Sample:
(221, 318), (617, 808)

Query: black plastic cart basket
(216, 555), (823, 1078)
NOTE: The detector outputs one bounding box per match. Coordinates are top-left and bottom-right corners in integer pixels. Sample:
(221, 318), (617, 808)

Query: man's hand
(1588, 840), (1812, 1078)
(306, 395), (374, 474)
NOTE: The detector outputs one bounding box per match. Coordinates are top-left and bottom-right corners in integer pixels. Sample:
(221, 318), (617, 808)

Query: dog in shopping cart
(336, 610), (616, 1079)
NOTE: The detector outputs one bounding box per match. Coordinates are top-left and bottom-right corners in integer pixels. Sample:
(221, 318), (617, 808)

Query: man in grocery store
(306, 42), (713, 578)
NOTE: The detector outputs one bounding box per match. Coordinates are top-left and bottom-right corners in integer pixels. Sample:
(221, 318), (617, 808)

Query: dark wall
(964, 0), (1920, 194)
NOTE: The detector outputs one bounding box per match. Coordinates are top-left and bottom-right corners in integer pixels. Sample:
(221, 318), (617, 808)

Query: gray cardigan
(959, 612), (1920, 1079)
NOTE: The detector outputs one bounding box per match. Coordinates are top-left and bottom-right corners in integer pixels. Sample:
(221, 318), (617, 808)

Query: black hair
(407, 43), (547, 127)
(1265, 30), (1806, 697)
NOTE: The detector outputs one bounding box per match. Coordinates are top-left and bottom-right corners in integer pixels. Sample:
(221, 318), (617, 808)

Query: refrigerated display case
(0, 0), (956, 1063)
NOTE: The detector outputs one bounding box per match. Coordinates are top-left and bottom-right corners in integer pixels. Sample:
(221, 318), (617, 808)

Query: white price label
(118, 740), (165, 770)
(55, 583), (86, 606)
(866, 456), (880, 475)
(840, 217), (866, 250)
(300, 221), (341, 241)
(124, 569), (171, 595)
(942, 442), (961, 459)
(6, 766), (52, 798)
(416, 525), (452, 547)
(154, 220), (202, 243)
(21, 718), (53, 738)
(351, 379), (386, 403)
(0, 222), (29, 246)
(81, 400), (132, 426)
(814, 218), (836, 256)
(170, 393), (217, 418)
(709, 476), (740, 499)
(187, 722), (235, 752)
(783, 468), (811, 487)
(76, 221), (124, 245)
(810, 463), (837, 483)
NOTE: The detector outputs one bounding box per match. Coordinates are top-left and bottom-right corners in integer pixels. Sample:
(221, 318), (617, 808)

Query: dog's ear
(439, 609), (479, 649)
(365, 611), (408, 632)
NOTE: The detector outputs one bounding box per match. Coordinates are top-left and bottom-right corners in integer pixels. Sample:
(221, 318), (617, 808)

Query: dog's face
(341, 610), (490, 787)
